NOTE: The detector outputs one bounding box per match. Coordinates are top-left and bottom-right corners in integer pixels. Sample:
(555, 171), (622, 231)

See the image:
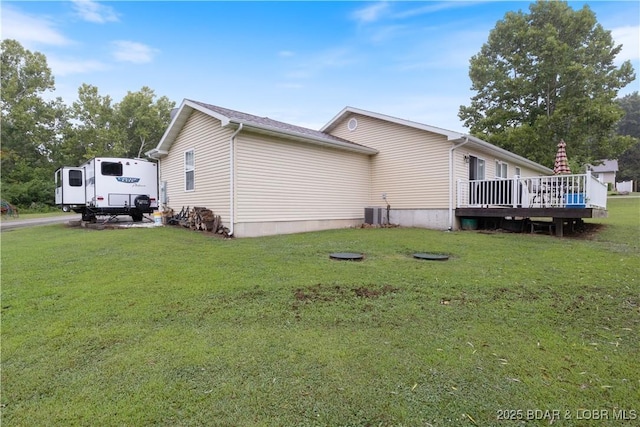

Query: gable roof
(589, 159), (618, 173)
(322, 106), (553, 174)
(322, 106), (463, 141)
(147, 99), (378, 158)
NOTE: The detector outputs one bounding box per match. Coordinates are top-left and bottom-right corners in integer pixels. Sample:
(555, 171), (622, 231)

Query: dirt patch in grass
(294, 283), (398, 303)
(292, 284), (399, 322)
(567, 222), (606, 239)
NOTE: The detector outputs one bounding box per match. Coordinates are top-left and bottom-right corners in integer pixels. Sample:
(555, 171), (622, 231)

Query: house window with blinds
(185, 149), (195, 191)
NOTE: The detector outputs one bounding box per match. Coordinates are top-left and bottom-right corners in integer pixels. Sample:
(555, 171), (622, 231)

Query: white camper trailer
(55, 157), (159, 222)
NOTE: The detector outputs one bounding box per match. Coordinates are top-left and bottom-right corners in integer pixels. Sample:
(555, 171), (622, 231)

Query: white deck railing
(457, 172), (607, 209)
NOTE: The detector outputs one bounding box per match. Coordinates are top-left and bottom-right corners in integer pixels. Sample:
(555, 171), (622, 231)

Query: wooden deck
(455, 207), (607, 237)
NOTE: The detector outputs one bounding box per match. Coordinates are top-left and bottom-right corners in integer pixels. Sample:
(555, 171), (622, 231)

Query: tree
(616, 92), (640, 138)
(616, 92), (640, 186)
(1, 39), (176, 208)
(116, 87), (175, 158)
(64, 84), (126, 160)
(1, 39), (64, 207)
(459, 1), (636, 168)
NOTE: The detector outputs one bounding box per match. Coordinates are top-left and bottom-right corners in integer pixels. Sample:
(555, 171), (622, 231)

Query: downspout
(448, 136), (469, 231)
(229, 123), (243, 236)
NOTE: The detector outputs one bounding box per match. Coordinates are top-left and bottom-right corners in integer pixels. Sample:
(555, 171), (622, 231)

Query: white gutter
(229, 123), (243, 236)
(448, 136), (469, 231)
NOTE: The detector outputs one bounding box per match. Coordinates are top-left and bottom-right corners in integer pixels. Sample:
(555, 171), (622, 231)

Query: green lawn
(2, 198), (638, 426)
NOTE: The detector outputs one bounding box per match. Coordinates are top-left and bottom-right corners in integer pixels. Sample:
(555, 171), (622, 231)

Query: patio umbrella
(553, 139), (571, 174)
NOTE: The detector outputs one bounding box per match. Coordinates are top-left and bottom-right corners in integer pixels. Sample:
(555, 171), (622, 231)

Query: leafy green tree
(1, 40), (175, 208)
(616, 92), (640, 186)
(116, 87), (175, 158)
(1, 39), (63, 207)
(459, 0), (636, 168)
(616, 92), (640, 138)
(64, 84), (126, 160)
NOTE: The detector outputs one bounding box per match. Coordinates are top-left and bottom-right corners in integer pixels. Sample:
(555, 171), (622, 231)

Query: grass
(1, 197), (639, 426)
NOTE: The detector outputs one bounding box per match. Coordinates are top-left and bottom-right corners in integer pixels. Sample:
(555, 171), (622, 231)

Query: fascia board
(149, 99), (235, 158)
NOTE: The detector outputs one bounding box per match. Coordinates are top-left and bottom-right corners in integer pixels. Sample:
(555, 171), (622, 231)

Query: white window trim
(495, 160), (508, 179)
(185, 149), (195, 192)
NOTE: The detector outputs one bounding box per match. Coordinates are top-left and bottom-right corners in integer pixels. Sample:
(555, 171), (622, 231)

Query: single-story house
(588, 159), (618, 188)
(147, 99), (552, 237)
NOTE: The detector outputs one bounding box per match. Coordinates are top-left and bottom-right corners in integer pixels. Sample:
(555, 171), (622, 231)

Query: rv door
(55, 167), (86, 206)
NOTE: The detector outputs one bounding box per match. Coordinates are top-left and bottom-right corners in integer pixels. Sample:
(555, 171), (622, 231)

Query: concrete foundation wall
(234, 218), (363, 238)
(389, 209), (451, 230)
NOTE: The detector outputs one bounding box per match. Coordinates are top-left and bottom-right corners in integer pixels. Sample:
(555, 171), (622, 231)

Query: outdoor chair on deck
(529, 178), (549, 207)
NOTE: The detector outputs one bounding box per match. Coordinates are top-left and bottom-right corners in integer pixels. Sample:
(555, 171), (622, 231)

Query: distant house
(146, 99), (559, 237)
(588, 159), (618, 188)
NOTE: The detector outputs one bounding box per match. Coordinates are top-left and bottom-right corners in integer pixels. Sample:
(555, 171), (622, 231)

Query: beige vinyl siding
(330, 114), (450, 208)
(453, 148), (546, 183)
(235, 131), (370, 222)
(159, 111), (231, 221)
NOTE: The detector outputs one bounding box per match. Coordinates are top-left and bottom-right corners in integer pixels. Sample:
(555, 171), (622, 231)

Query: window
(185, 150), (195, 191)
(515, 166), (521, 177)
(101, 162), (123, 176)
(69, 170), (83, 187)
(495, 161), (508, 179)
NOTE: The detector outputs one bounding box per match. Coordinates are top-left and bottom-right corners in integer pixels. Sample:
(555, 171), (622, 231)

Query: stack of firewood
(164, 206), (230, 236)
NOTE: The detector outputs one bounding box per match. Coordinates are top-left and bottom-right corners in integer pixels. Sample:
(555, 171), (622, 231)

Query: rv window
(69, 170), (83, 187)
(102, 162), (123, 176)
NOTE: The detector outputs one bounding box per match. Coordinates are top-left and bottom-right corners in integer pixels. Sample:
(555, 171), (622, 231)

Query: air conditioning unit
(364, 207), (386, 225)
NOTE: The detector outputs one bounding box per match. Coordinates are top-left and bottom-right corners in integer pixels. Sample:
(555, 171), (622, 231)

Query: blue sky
(3, 1), (639, 133)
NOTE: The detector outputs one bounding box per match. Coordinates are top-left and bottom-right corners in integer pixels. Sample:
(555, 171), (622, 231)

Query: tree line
(1, 39), (175, 209)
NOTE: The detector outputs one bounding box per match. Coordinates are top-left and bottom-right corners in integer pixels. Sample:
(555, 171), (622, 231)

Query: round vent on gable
(347, 118), (358, 131)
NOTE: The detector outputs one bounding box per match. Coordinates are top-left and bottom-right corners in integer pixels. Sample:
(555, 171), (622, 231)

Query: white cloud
(111, 41), (159, 64)
(351, 2), (390, 24)
(1, 6), (72, 47)
(47, 56), (108, 76)
(611, 25), (640, 63)
(393, 1), (488, 20)
(71, 0), (119, 24)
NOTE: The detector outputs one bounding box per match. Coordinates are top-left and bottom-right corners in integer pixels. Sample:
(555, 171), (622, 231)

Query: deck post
(553, 217), (564, 237)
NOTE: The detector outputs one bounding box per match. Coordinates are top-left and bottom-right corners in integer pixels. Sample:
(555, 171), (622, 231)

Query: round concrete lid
(413, 253), (449, 261)
(329, 252), (364, 261)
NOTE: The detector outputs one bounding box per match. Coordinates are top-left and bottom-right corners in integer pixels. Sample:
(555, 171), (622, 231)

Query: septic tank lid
(330, 252), (364, 261)
(413, 253), (449, 261)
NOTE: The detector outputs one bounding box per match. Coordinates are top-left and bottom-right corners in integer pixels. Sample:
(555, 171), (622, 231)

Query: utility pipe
(448, 136), (469, 231)
(229, 123), (243, 236)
